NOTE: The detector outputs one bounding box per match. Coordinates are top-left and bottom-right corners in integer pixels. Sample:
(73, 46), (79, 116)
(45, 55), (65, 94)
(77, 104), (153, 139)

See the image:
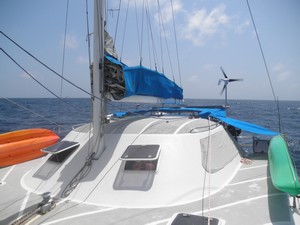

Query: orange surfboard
(0, 128), (59, 167)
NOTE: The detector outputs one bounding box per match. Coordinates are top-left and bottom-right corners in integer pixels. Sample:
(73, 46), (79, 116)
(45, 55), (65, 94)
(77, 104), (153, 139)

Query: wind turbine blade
(229, 78), (243, 82)
(218, 79), (222, 85)
(220, 84), (227, 95)
(220, 67), (228, 79)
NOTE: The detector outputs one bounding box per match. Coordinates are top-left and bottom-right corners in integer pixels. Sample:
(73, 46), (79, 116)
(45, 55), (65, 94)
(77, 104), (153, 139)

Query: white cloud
(182, 4), (230, 46)
(235, 20), (250, 34)
(122, 1), (230, 47)
(155, 0), (183, 24)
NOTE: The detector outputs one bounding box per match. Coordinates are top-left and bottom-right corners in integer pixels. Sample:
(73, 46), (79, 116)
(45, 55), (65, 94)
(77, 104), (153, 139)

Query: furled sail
(104, 30), (118, 59)
(104, 55), (126, 100)
(104, 55), (183, 102)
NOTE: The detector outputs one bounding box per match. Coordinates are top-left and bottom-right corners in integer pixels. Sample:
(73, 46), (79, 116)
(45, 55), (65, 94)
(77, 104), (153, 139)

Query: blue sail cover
(105, 55), (183, 100)
(124, 66), (183, 99)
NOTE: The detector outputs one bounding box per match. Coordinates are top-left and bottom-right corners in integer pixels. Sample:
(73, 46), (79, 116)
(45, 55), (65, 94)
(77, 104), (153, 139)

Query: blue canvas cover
(197, 108), (226, 118)
(111, 106), (278, 136)
(213, 115), (279, 136)
(105, 55), (183, 100)
(152, 107), (226, 118)
(123, 66), (183, 99)
(195, 107), (278, 136)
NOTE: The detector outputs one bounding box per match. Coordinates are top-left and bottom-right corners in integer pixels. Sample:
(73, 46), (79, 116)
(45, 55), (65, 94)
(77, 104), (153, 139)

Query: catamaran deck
(1, 153), (299, 225)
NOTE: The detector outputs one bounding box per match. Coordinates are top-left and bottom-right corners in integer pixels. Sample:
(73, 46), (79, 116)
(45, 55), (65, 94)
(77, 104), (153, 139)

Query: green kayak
(269, 135), (300, 196)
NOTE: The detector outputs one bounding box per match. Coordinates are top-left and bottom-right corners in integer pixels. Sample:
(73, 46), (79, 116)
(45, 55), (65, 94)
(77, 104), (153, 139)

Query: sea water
(1, 98), (299, 170)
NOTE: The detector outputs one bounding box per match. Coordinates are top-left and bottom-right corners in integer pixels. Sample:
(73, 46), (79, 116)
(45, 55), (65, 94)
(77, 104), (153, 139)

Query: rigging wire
(158, 0), (176, 82)
(85, 0), (92, 66)
(157, 0), (179, 82)
(0, 31), (96, 100)
(1, 97), (65, 130)
(157, 0), (164, 73)
(60, 0), (69, 99)
(144, 2), (159, 71)
(119, 0), (130, 61)
(113, 0), (122, 51)
(145, 4), (153, 70)
(134, 0), (142, 65)
(171, 0), (182, 87)
(0, 48), (84, 113)
(0, 32), (142, 117)
(246, 0), (282, 133)
(140, 0), (146, 65)
(1, 31), (116, 111)
(111, 0), (180, 85)
(85, 0), (94, 159)
(58, 0), (70, 134)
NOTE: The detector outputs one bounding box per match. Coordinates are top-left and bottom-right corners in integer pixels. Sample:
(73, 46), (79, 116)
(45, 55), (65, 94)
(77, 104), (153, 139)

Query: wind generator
(218, 67), (243, 107)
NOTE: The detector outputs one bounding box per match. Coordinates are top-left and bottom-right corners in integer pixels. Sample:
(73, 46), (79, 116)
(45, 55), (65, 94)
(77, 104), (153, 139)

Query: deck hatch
(170, 213), (220, 225)
(42, 141), (80, 154)
(121, 144), (160, 160)
(42, 141), (80, 163)
(121, 145), (160, 171)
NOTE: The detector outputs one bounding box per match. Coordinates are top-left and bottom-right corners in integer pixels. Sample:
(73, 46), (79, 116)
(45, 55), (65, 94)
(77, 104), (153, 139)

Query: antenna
(218, 67), (243, 107)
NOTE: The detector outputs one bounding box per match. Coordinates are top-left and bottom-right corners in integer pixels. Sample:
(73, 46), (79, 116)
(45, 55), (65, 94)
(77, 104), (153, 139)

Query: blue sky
(1, 0), (299, 101)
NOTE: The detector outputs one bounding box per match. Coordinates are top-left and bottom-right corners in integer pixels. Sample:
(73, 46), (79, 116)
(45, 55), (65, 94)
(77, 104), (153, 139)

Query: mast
(92, 0), (105, 157)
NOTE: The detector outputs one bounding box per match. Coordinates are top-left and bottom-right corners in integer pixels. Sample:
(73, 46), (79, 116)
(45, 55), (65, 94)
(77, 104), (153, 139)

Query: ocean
(1, 98), (299, 171)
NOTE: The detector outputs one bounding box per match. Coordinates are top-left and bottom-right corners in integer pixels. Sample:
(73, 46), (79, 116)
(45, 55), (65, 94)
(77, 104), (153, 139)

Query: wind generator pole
(92, 0), (105, 157)
(225, 86), (228, 107)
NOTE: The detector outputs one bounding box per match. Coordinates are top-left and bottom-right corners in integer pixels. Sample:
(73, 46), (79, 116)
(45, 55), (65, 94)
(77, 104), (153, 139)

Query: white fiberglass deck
(0, 116), (299, 225)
